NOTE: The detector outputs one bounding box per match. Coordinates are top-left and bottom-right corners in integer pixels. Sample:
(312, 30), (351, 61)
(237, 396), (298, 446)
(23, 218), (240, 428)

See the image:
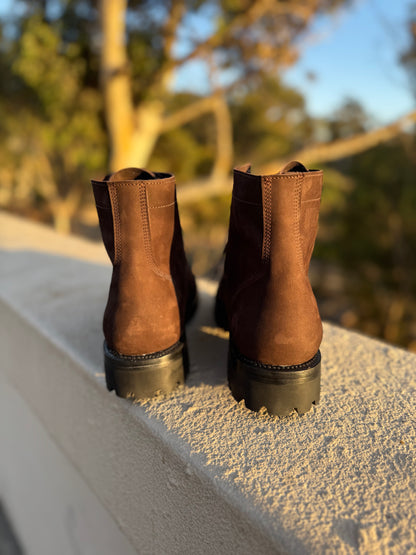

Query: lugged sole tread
(104, 338), (188, 400)
(228, 342), (321, 417)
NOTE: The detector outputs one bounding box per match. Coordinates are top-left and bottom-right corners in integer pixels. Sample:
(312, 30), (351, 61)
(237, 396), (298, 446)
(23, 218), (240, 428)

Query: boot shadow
(186, 284), (229, 388)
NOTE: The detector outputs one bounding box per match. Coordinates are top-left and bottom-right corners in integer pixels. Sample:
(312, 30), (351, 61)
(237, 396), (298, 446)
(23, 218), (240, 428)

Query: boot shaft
(219, 162), (323, 366)
(226, 161), (322, 284)
(92, 168), (177, 276)
(92, 168), (194, 356)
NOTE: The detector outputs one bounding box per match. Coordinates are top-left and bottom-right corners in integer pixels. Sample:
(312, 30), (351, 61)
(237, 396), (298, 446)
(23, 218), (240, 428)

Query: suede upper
(92, 169), (195, 356)
(217, 162), (323, 366)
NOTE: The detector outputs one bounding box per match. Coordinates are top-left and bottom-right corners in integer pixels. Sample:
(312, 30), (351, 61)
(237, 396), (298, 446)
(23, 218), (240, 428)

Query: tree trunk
(51, 200), (73, 234)
(99, 2), (237, 172)
(211, 95), (234, 181)
(100, 0), (135, 171)
(128, 102), (165, 168)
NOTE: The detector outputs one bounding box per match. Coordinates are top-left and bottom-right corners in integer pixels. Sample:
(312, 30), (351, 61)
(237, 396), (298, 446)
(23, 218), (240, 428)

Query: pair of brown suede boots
(92, 161), (323, 416)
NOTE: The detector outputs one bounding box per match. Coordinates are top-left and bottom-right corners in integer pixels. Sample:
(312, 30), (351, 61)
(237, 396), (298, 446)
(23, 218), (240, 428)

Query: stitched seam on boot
(148, 201), (175, 209)
(302, 198), (321, 203)
(294, 174), (303, 271)
(109, 185), (121, 265)
(139, 184), (172, 281)
(262, 176), (272, 262)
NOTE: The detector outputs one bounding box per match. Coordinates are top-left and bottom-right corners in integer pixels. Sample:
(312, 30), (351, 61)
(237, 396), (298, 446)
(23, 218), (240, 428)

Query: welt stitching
(139, 184), (172, 281)
(109, 185), (121, 264)
(262, 176), (272, 262)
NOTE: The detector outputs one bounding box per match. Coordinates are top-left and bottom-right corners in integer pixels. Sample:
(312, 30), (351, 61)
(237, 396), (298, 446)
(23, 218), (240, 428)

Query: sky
(172, 0), (415, 125)
(0, 0), (414, 125)
(283, 0), (415, 124)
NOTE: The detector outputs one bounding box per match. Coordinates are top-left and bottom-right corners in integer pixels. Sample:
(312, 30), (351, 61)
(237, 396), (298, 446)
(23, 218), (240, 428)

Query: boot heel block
(228, 343), (321, 416)
(104, 338), (189, 400)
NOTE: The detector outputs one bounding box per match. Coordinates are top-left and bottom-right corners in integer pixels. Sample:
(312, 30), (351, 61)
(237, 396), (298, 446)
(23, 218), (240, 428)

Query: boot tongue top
(107, 167), (156, 181)
(278, 160), (308, 174)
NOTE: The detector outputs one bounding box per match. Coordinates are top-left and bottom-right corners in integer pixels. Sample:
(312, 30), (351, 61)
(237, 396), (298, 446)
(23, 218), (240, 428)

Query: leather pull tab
(278, 161), (308, 173)
(108, 167), (157, 181)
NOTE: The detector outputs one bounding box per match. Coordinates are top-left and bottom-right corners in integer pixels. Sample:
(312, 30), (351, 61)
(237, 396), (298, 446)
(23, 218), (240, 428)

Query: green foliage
(327, 99), (373, 139)
(149, 93), (216, 180)
(0, 8), (106, 228)
(314, 138), (416, 348)
(231, 77), (312, 164)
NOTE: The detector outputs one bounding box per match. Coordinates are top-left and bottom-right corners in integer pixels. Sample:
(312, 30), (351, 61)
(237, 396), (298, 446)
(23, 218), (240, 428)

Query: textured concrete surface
(0, 210), (415, 554)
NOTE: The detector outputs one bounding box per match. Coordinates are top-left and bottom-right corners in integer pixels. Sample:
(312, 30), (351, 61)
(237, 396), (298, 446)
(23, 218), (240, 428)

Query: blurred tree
(1, 0), (351, 231)
(230, 77), (313, 165)
(1, 0), (415, 232)
(101, 0), (416, 191)
(315, 134), (416, 350)
(328, 99), (372, 139)
(99, 0), (349, 178)
(401, 3), (416, 95)
(0, 2), (106, 232)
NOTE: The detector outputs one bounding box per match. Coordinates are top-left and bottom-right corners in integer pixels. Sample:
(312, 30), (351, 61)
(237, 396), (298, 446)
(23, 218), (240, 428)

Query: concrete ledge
(0, 211), (415, 554)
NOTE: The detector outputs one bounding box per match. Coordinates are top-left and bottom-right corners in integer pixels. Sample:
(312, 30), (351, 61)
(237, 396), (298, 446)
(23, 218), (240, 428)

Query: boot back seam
(109, 185), (121, 265)
(262, 176), (272, 262)
(139, 184), (172, 281)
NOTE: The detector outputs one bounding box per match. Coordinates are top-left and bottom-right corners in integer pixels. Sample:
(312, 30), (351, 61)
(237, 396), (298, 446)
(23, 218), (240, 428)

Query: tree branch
(177, 110), (416, 204)
(161, 95), (219, 132)
(172, 0), (271, 68)
(161, 68), (258, 133)
(162, 93), (233, 180)
(263, 109), (416, 170)
(176, 175), (231, 204)
(156, 0), (186, 89)
(171, 0), (318, 70)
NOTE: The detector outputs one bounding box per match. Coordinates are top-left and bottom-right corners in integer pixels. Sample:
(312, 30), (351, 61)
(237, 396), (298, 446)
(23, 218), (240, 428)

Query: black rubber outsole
(104, 338), (189, 399)
(228, 342), (321, 416)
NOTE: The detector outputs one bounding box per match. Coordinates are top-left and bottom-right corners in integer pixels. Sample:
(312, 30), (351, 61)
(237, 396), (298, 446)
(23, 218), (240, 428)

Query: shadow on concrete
(0, 502), (24, 555)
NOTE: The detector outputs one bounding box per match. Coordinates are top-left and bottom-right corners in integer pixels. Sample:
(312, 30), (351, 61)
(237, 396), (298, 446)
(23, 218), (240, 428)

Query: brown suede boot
(215, 161), (323, 416)
(92, 168), (197, 399)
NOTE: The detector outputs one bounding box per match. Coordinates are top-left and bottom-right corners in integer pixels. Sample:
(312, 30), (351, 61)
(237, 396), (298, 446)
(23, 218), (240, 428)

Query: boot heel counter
(232, 274), (322, 367)
(104, 269), (181, 356)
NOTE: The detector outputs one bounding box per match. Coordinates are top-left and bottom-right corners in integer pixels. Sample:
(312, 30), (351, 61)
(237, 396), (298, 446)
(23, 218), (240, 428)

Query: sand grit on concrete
(1, 211), (415, 554)
(139, 286), (416, 554)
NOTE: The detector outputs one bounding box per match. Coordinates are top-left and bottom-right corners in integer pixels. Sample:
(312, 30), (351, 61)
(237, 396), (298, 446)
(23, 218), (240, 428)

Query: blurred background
(0, 0), (415, 351)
